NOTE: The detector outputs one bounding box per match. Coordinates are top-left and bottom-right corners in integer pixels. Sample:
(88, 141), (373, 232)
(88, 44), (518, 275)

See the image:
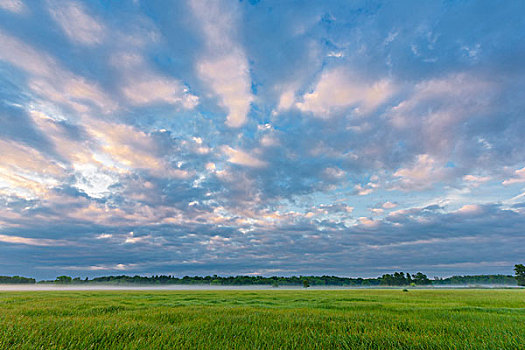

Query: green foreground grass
(0, 289), (523, 349)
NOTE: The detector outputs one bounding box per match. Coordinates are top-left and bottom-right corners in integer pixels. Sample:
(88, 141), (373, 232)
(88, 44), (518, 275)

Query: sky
(0, 0), (524, 279)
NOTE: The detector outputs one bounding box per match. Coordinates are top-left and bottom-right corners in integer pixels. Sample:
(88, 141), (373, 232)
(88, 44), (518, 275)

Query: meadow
(0, 289), (523, 349)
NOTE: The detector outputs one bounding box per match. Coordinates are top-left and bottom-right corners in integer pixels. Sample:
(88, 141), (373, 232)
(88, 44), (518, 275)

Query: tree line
(1, 265), (523, 286)
(378, 272), (432, 286)
(0, 276), (36, 284)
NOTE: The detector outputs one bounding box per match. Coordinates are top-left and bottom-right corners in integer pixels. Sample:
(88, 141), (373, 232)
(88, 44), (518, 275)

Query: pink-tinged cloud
(0, 234), (68, 246)
(111, 53), (198, 109)
(296, 67), (394, 117)
(48, 0), (105, 46)
(190, 0), (253, 127)
(0, 0), (26, 14)
(222, 146), (267, 168)
(503, 167), (525, 185)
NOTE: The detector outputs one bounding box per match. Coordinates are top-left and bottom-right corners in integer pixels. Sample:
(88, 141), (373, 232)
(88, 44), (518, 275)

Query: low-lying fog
(0, 284), (520, 291)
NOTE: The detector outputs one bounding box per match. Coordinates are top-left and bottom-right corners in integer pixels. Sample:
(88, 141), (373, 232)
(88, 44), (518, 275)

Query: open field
(0, 289), (523, 349)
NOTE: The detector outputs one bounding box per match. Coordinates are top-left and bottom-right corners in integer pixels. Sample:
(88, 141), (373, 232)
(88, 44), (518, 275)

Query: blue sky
(0, 0), (524, 279)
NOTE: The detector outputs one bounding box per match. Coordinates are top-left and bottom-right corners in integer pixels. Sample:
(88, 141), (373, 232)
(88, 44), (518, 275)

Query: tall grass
(0, 289), (523, 349)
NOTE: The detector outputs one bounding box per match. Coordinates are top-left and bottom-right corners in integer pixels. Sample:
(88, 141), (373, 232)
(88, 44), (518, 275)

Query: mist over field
(0, 284), (521, 292)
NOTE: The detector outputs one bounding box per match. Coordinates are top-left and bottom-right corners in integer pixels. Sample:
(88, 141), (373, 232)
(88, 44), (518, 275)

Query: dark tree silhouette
(303, 279), (310, 288)
(515, 264), (525, 286)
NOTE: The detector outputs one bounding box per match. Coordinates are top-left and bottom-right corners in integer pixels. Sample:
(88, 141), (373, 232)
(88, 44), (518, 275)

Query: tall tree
(515, 264), (525, 286)
(413, 272), (431, 285)
(55, 276), (72, 284)
(303, 279), (310, 288)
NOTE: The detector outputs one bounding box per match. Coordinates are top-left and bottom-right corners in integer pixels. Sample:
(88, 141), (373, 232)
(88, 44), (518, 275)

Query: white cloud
(124, 231), (152, 244)
(0, 233), (67, 246)
(83, 118), (191, 179)
(358, 217), (378, 227)
(354, 184), (373, 196)
(123, 80), (198, 109)
(456, 204), (483, 215)
(275, 88), (296, 112)
(260, 134), (279, 147)
(48, 0), (105, 46)
(370, 208), (384, 215)
(462, 174), (491, 188)
(88, 263), (137, 271)
(0, 30), (116, 113)
(393, 154), (449, 191)
(190, 0), (253, 127)
(0, 0), (26, 14)
(0, 139), (64, 199)
(73, 163), (118, 199)
(323, 167), (345, 179)
(0, 30), (56, 76)
(354, 178), (380, 196)
(382, 201), (398, 209)
(197, 53), (252, 127)
(463, 175), (491, 183)
(222, 146), (267, 168)
(111, 53), (198, 109)
(327, 51), (344, 58)
(503, 167), (525, 185)
(296, 67), (394, 117)
(388, 73), (494, 156)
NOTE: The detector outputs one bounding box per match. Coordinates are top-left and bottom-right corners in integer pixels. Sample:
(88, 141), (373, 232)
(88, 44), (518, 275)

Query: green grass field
(0, 289), (523, 349)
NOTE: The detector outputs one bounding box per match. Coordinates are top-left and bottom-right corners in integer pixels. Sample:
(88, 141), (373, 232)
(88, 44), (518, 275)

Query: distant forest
(0, 273), (519, 286)
(0, 276), (36, 284)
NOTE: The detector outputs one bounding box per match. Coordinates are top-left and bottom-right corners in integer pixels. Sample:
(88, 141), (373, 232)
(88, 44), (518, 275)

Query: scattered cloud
(190, 0), (253, 127)
(0, 30), (117, 113)
(87, 263), (138, 271)
(0, 1), (523, 278)
(296, 67), (394, 117)
(0, 234), (68, 246)
(382, 202), (398, 209)
(222, 146), (267, 168)
(503, 167), (525, 185)
(48, 0), (105, 46)
(0, 0), (26, 14)
(111, 53), (198, 109)
(393, 154), (450, 191)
